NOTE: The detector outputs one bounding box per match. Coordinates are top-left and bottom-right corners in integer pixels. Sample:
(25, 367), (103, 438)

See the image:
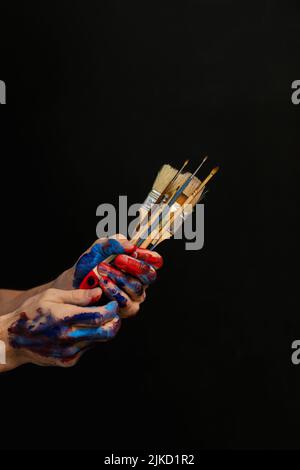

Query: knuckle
(144, 268), (157, 284)
(132, 281), (144, 297)
(68, 290), (78, 303)
(92, 238), (107, 246)
(71, 288), (89, 302)
(43, 287), (57, 298)
(39, 292), (50, 303)
(102, 319), (121, 339)
(77, 288), (89, 299)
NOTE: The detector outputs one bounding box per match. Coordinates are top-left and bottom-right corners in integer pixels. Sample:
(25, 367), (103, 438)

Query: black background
(0, 0), (299, 450)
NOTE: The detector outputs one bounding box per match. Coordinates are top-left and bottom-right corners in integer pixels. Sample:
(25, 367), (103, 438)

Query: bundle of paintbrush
(132, 157), (218, 249)
(103, 157), (218, 262)
(78, 157), (218, 289)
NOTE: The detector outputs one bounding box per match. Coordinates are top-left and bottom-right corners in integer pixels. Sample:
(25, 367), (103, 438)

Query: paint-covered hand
(5, 287), (120, 368)
(53, 236), (163, 318)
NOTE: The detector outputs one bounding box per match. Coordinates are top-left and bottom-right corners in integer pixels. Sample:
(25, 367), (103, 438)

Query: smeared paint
(73, 239), (135, 288)
(98, 275), (128, 308)
(98, 262), (144, 297)
(131, 248), (163, 269)
(8, 303), (120, 362)
(114, 255), (157, 285)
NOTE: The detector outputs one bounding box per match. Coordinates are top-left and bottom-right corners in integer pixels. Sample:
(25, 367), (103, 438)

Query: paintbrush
(98, 164), (187, 265)
(149, 166), (219, 249)
(78, 160), (219, 290)
(137, 158), (207, 248)
(140, 164), (177, 214)
(132, 160), (190, 237)
(154, 159), (190, 205)
(148, 178), (206, 249)
(163, 156), (208, 210)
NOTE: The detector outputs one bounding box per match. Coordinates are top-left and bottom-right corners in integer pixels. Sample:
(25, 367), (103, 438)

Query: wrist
(52, 267), (74, 290)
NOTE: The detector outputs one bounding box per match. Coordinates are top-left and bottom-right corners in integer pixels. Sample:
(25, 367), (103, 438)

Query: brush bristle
(167, 172), (189, 194)
(166, 171), (201, 198)
(152, 164), (178, 193)
(183, 174), (201, 197)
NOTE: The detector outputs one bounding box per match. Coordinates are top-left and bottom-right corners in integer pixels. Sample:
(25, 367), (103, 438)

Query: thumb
(109, 234), (136, 253)
(51, 287), (102, 306)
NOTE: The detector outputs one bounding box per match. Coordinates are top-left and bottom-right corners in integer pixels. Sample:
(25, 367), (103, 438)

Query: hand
(53, 235), (163, 318)
(2, 287), (120, 369)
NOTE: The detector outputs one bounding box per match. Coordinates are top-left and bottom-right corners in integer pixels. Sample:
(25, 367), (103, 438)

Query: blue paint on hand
(73, 239), (127, 288)
(8, 304), (120, 363)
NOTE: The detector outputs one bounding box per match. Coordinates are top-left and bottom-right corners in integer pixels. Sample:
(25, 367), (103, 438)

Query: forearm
(0, 290), (24, 315)
(0, 282), (53, 315)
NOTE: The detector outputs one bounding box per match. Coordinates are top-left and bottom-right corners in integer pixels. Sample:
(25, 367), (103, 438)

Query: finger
(98, 275), (131, 308)
(51, 300), (119, 325)
(65, 316), (121, 342)
(100, 316), (122, 339)
(97, 237), (136, 255)
(44, 344), (83, 361)
(97, 262), (145, 301)
(113, 255), (157, 285)
(37, 343), (88, 366)
(73, 238), (136, 288)
(109, 233), (135, 250)
(9, 303), (119, 345)
(61, 301), (119, 327)
(98, 275), (142, 317)
(48, 287), (102, 306)
(132, 248), (163, 269)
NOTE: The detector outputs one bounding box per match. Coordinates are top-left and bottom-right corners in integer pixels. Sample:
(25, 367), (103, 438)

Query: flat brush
(141, 164), (177, 213)
(132, 159), (189, 238)
(155, 159), (189, 205)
